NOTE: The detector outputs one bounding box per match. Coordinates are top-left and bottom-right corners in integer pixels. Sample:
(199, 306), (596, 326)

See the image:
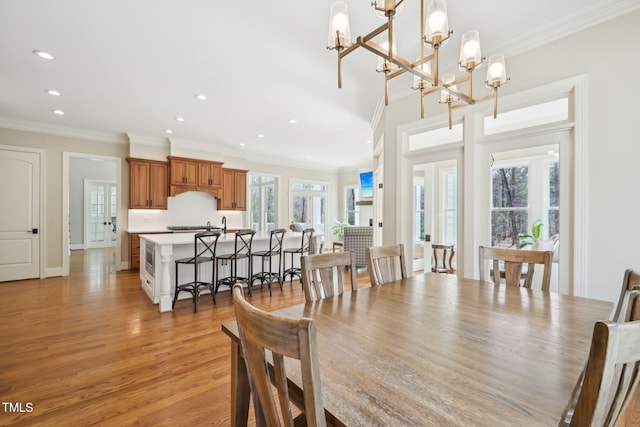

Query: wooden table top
(223, 273), (612, 426)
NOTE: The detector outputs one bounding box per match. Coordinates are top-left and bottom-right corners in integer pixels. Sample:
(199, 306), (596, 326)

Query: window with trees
(345, 185), (360, 225)
(491, 149), (560, 248)
(290, 180), (327, 237)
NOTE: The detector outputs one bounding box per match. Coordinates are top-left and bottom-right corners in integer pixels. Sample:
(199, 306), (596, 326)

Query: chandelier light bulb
(328, 2), (352, 50)
(459, 30), (482, 70)
(486, 53), (507, 87)
(424, 0), (449, 46)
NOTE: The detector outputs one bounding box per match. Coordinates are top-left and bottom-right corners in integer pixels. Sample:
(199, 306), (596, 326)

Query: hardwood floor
(0, 248), (370, 426)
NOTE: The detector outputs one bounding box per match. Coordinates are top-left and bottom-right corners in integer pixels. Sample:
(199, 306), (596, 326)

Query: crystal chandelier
(327, 0), (510, 128)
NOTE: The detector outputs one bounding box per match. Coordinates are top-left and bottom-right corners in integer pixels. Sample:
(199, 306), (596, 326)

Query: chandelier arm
(338, 55), (342, 88)
(360, 22), (389, 44)
(420, 88), (425, 119)
(387, 67), (407, 80)
(468, 70), (473, 105)
(421, 87), (440, 97)
(493, 87), (499, 118)
(388, 15), (393, 63)
(384, 75), (389, 105)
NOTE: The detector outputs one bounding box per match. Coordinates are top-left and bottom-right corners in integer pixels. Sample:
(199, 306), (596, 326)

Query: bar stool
(250, 228), (286, 296)
(172, 231), (221, 312)
(282, 228), (314, 287)
(215, 229), (255, 296)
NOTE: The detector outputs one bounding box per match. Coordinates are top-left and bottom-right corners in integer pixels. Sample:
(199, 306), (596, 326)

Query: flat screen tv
(359, 171), (373, 198)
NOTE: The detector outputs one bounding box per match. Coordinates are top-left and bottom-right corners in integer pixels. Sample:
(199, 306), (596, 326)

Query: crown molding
(492, 1), (640, 59)
(0, 116), (127, 144)
(126, 133), (167, 147)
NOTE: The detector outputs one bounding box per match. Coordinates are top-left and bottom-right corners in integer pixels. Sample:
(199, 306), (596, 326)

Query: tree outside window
(345, 186), (360, 225)
(491, 165), (529, 247)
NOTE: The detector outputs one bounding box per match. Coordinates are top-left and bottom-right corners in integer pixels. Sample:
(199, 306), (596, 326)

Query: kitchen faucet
(222, 216), (227, 234)
(206, 221), (211, 231)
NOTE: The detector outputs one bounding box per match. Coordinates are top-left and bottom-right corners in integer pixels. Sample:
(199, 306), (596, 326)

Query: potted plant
(332, 221), (350, 241)
(516, 219), (558, 251)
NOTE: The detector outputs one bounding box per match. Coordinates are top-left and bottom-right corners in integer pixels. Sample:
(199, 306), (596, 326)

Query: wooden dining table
(222, 273), (612, 426)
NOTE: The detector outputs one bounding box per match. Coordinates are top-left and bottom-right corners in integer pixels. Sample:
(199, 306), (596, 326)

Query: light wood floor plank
(0, 248), (370, 426)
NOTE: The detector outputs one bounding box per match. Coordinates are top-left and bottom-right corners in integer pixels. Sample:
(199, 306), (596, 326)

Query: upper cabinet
(168, 156), (224, 198)
(221, 168), (247, 210)
(168, 156), (198, 186)
(127, 158), (169, 209)
(198, 161), (223, 188)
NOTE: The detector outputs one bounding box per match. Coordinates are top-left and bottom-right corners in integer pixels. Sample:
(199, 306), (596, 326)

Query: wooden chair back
(559, 290), (640, 427)
(613, 269), (640, 322)
(232, 284), (326, 427)
(301, 251), (357, 302)
(569, 303), (640, 427)
(366, 244), (407, 286)
(478, 246), (553, 291)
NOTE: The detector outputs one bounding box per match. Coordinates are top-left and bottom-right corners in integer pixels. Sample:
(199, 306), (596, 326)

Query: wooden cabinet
(169, 157), (223, 197)
(127, 158), (168, 209)
(129, 233), (141, 270)
(221, 168), (247, 210)
(168, 156), (198, 186)
(198, 161), (223, 188)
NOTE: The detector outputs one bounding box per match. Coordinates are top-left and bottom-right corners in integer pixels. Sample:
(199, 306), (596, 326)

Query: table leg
(230, 339), (251, 427)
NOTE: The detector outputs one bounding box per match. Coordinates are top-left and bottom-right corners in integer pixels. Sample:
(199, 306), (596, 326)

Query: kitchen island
(139, 231), (321, 312)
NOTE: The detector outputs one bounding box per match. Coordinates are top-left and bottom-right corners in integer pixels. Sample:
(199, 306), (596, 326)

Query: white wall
(377, 10), (640, 303)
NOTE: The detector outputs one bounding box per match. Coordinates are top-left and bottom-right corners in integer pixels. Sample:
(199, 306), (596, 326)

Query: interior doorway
(64, 153), (121, 275)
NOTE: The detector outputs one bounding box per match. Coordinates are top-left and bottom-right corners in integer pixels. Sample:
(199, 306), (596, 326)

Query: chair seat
(252, 249), (278, 257)
(175, 255), (214, 264)
(283, 247), (303, 254)
(217, 252), (250, 261)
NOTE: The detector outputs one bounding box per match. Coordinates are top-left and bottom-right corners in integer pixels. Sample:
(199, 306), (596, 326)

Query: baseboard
(46, 267), (64, 278)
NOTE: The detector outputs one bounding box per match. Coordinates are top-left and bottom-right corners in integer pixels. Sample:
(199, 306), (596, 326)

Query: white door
(85, 180), (117, 248)
(0, 149), (40, 281)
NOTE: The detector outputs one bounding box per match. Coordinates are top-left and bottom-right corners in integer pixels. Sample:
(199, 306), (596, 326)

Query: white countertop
(138, 231), (308, 245)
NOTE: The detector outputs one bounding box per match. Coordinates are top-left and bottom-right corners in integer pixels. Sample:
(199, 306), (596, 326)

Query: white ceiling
(1, 0), (638, 171)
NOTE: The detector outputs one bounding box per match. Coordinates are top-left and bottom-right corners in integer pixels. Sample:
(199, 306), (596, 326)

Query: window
(248, 174), (277, 234)
(345, 185), (360, 225)
(414, 180), (424, 242)
(442, 169), (457, 245)
(547, 160), (559, 237)
(490, 147), (560, 248)
(290, 179), (327, 237)
(491, 164), (529, 247)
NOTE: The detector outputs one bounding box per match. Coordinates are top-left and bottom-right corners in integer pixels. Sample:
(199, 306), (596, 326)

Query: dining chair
(612, 268), (640, 322)
(559, 289), (640, 426)
(564, 311), (640, 426)
(478, 246), (553, 291)
(232, 284), (327, 427)
(366, 244), (407, 286)
(301, 251), (357, 303)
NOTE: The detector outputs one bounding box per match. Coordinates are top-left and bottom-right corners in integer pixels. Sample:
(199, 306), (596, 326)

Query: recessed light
(165, 129), (173, 134)
(194, 94), (207, 101)
(46, 89), (61, 96)
(365, 140), (372, 144)
(288, 119), (297, 124)
(33, 50), (54, 60)
(239, 143), (246, 147)
(257, 134), (265, 138)
(52, 109), (65, 115)
(306, 155), (311, 159)
(175, 117), (185, 122)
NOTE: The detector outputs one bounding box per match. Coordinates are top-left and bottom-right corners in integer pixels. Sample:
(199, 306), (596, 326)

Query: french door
(249, 174), (278, 234)
(290, 180), (327, 238)
(85, 180), (117, 248)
